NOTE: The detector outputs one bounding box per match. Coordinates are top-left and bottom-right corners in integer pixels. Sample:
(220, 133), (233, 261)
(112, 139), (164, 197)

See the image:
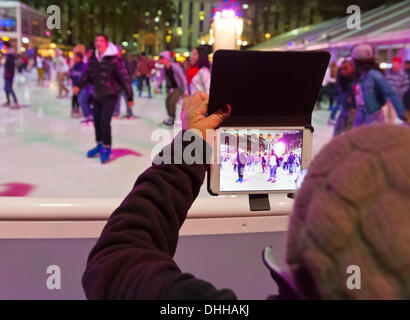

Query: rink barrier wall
(0, 195), (292, 238)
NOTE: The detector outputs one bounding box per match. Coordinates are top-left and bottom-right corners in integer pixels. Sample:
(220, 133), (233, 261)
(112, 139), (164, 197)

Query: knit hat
(351, 43), (374, 61)
(159, 51), (171, 61)
(287, 124), (410, 299)
(392, 57), (402, 64)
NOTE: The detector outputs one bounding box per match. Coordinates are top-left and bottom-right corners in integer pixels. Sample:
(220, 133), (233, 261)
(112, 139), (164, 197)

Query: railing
(0, 195), (293, 239)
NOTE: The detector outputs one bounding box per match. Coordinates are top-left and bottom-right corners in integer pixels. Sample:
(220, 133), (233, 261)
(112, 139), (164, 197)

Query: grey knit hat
(287, 124), (410, 299)
(351, 43), (374, 61)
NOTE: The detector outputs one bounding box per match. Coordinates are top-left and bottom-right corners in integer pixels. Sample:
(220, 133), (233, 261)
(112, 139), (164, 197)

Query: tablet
(206, 50), (329, 195)
(208, 126), (313, 195)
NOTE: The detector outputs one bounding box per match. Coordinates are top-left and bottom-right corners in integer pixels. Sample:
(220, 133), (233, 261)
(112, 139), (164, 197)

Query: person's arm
(401, 72), (410, 97)
(371, 70), (407, 120)
(114, 58), (133, 102)
(155, 68), (165, 92)
(82, 92), (233, 299)
(76, 62), (92, 92)
(174, 64), (189, 95)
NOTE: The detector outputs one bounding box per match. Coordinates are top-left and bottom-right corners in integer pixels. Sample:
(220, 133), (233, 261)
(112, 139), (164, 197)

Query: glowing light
(237, 39), (242, 45)
(201, 40), (206, 45)
(208, 37), (214, 45)
(184, 51), (189, 57)
(21, 47), (26, 52)
(166, 35), (172, 43)
(22, 37), (30, 43)
(1, 36), (10, 41)
(265, 33), (271, 39)
(236, 19), (243, 36)
(242, 40), (248, 46)
(177, 27), (183, 36)
(122, 41), (128, 47)
(274, 142), (286, 156)
(153, 56), (159, 61)
(69, 51), (73, 58)
(45, 31), (51, 37)
(50, 43), (56, 48)
(243, 4), (249, 9)
(221, 9), (235, 19)
(154, 17), (160, 23)
(380, 62), (392, 69)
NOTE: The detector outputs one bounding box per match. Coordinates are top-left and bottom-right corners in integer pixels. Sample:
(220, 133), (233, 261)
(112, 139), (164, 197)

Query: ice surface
(0, 72), (334, 198)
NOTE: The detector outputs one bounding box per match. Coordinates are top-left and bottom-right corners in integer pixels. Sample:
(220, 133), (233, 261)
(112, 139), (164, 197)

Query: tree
(20, 0), (175, 49)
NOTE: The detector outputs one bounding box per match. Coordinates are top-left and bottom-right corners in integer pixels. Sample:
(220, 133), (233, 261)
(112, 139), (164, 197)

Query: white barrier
(0, 195), (292, 238)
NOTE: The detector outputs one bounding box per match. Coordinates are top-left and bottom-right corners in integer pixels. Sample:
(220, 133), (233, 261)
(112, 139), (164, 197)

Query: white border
(210, 126), (313, 195)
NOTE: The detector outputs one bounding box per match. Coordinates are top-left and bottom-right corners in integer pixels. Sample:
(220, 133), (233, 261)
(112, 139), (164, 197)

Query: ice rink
(0, 73), (334, 199)
(220, 163), (301, 192)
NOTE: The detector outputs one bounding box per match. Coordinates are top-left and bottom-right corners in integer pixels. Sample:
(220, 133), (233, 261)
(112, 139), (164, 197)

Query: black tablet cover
(208, 50), (330, 127)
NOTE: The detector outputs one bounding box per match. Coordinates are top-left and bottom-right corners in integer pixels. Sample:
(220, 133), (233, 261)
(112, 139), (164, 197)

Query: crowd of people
(219, 131), (303, 191)
(1, 34), (212, 164)
(318, 44), (410, 136)
(2, 38), (409, 165)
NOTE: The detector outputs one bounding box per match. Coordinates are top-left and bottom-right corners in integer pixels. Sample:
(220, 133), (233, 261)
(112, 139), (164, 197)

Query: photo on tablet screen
(219, 129), (304, 192)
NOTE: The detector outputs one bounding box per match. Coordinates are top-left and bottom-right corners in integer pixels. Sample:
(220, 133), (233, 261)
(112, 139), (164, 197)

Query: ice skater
(288, 152), (296, 175)
(236, 148), (247, 183)
(2, 42), (19, 109)
(267, 152), (279, 183)
(74, 34), (134, 164)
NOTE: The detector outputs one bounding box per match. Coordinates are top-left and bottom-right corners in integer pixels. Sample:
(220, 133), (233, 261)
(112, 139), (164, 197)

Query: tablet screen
(219, 128), (303, 192)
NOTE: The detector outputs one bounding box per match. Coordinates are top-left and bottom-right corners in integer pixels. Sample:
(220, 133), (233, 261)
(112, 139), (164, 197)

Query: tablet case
(207, 50), (330, 198)
(207, 50), (330, 127)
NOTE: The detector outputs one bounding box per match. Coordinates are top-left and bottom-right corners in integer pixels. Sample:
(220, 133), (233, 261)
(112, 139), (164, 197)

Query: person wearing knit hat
(350, 44), (409, 127)
(82, 92), (410, 300)
(287, 124), (410, 299)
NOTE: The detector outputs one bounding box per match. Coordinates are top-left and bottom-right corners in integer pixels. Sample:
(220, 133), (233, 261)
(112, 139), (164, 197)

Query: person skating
(267, 151), (279, 183)
(69, 52), (85, 119)
(287, 152), (296, 175)
(136, 52), (153, 99)
(74, 34), (134, 164)
(236, 148), (247, 183)
(55, 49), (70, 98)
(351, 44), (408, 127)
(261, 153), (267, 173)
(35, 54), (44, 87)
(2, 42), (19, 109)
(333, 59), (356, 136)
(113, 46), (135, 120)
(155, 51), (188, 126)
(385, 57), (410, 124)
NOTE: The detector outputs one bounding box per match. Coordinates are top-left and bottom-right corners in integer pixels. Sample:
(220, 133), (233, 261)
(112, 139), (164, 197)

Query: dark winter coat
(77, 44), (133, 101)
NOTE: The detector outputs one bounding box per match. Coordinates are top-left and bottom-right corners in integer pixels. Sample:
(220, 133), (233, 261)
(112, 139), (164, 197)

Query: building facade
(171, 0), (326, 50)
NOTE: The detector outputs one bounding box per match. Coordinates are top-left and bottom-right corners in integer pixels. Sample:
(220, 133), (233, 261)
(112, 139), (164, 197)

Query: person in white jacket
(189, 46), (211, 95)
(54, 48), (70, 98)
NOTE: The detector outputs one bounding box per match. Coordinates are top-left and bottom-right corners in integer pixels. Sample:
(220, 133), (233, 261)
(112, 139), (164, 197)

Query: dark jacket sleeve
(114, 57), (134, 102)
(82, 132), (237, 300)
(77, 62), (91, 89)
